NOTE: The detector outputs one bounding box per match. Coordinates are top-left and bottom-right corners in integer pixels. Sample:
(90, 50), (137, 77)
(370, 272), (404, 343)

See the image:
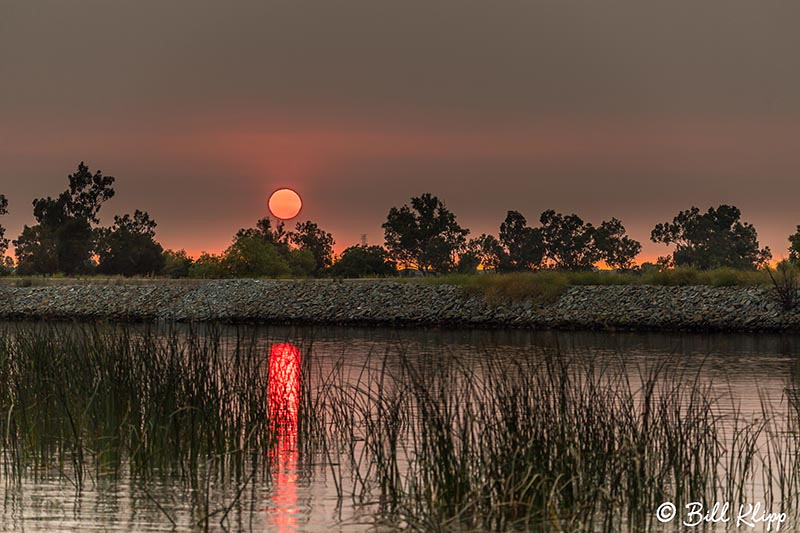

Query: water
(1, 323), (798, 532)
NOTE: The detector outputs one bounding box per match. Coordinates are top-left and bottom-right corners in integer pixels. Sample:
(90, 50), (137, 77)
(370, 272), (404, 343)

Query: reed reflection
(267, 342), (302, 532)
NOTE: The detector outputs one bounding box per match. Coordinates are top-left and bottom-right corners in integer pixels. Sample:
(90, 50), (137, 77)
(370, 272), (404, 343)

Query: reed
(0, 322), (798, 531)
(318, 350), (797, 531)
(0, 322), (277, 490)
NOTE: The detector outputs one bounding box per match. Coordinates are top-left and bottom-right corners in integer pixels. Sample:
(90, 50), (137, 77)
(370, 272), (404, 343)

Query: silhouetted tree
(594, 218), (642, 270)
(0, 194), (8, 258)
(382, 193), (469, 273)
(236, 217), (290, 255)
(498, 211), (545, 271)
(331, 245), (397, 278)
(96, 210), (165, 276)
(539, 210), (599, 270)
(466, 233), (504, 272)
(651, 205), (771, 270)
(456, 252), (481, 273)
(0, 256), (11, 275)
(0, 194), (10, 274)
(789, 226), (800, 265)
(14, 162), (115, 275)
(288, 220), (335, 274)
(162, 249), (194, 278)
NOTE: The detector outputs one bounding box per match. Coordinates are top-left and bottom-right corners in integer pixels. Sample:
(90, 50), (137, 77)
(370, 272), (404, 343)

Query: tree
(539, 210), (599, 270)
(96, 210), (165, 276)
(498, 211), (545, 271)
(0, 194), (8, 258)
(594, 218), (642, 270)
(236, 217), (290, 254)
(14, 162), (115, 275)
(382, 193), (469, 273)
(288, 249), (317, 277)
(0, 194), (10, 275)
(228, 216), (329, 277)
(162, 249), (194, 278)
(651, 205), (771, 270)
(221, 233), (290, 278)
(14, 219), (94, 275)
(188, 253), (224, 279)
(0, 256), (12, 276)
(288, 220), (334, 274)
(331, 245), (397, 278)
(789, 226), (800, 265)
(456, 250), (481, 274)
(466, 233), (505, 272)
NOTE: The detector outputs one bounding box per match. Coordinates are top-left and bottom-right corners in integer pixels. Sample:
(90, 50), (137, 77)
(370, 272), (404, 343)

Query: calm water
(1, 324), (798, 532)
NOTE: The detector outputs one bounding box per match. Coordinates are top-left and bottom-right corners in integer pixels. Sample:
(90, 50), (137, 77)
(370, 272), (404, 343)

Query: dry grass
(422, 267), (775, 304)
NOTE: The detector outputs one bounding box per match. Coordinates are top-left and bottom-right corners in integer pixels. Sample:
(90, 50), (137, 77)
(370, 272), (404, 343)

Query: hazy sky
(2, 1), (800, 260)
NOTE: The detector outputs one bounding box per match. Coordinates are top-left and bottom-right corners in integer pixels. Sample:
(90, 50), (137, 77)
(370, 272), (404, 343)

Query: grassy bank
(421, 267), (773, 304)
(0, 266), (777, 294)
(0, 276), (209, 287)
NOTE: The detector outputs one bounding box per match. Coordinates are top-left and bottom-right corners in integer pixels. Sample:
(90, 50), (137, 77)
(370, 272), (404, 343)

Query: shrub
(331, 245), (397, 278)
(188, 253), (224, 279)
(288, 249), (316, 277)
(766, 260), (800, 311)
(0, 256), (13, 276)
(220, 233), (290, 278)
(162, 249), (193, 278)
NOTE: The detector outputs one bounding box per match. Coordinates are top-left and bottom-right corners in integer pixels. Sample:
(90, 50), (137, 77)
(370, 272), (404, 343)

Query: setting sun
(268, 188), (303, 220)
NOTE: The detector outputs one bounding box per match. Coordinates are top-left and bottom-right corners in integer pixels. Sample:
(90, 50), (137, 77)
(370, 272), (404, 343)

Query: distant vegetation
(0, 163), (798, 281)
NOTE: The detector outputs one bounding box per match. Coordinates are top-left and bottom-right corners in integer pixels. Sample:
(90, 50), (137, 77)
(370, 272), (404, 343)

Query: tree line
(0, 163), (794, 278)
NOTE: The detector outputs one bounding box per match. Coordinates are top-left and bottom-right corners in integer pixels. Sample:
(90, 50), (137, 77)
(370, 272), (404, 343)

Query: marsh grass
(0, 322), (290, 533)
(317, 350), (796, 531)
(1, 323), (799, 531)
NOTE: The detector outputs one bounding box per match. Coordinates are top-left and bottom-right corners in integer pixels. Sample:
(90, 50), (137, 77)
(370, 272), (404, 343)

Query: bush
(220, 234), (290, 278)
(288, 249), (316, 277)
(162, 249), (193, 278)
(0, 256), (13, 276)
(331, 245), (397, 278)
(766, 260), (800, 311)
(456, 251), (481, 274)
(188, 253), (224, 279)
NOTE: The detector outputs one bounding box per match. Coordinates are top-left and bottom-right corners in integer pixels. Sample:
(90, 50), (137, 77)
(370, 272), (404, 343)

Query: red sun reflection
(269, 343), (301, 426)
(267, 342), (302, 532)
